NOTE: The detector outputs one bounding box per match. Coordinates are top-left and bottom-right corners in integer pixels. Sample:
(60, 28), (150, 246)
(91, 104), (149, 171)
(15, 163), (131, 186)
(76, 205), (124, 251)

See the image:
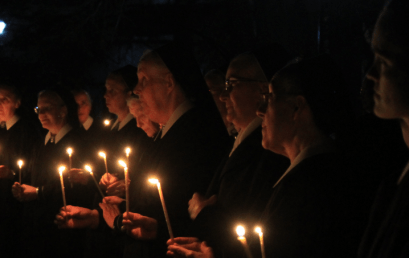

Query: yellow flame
(236, 225), (245, 237)
(255, 226), (262, 235)
(84, 165), (92, 173)
(118, 160), (127, 168)
(58, 166), (66, 175)
(17, 160), (23, 168)
(148, 178), (159, 185)
(98, 152), (106, 158)
(67, 148), (73, 155)
(104, 120), (110, 126)
(125, 147), (131, 156)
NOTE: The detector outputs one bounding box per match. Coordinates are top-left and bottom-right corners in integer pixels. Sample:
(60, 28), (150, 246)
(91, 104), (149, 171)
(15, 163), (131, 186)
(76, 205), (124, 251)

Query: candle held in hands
(58, 166), (67, 212)
(236, 225), (253, 258)
(255, 227), (265, 258)
(17, 160), (23, 184)
(118, 160), (129, 218)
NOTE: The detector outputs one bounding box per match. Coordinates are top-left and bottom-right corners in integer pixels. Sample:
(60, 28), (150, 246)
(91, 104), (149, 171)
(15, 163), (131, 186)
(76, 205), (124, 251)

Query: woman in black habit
(12, 88), (95, 258)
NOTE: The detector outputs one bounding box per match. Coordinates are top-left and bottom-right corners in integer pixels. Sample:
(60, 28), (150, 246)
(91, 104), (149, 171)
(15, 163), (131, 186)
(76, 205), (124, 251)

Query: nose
(133, 82), (142, 95)
(257, 102), (267, 118)
(219, 88), (229, 102)
(366, 62), (379, 84)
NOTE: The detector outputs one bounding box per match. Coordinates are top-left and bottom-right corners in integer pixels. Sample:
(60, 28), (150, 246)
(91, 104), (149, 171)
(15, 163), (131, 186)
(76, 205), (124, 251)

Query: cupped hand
(11, 182), (38, 202)
(54, 205), (99, 229)
(122, 212), (158, 240)
(188, 193), (217, 220)
(99, 202), (120, 229)
(167, 238), (214, 258)
(99, 173), (118, 191)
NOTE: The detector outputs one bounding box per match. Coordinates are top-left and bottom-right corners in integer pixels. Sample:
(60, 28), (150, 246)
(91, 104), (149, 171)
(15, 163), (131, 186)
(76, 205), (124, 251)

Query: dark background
(0, 0), (386, 117)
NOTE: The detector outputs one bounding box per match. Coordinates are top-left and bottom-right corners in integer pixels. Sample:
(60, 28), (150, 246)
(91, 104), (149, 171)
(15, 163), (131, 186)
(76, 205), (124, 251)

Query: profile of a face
(128, 98), (159, 138)
(366, 10), (409, 119)
(104, 78), (129, 115)
(74, 92), (92, 124)
(37, 94), (66, 132)
(0, 88), (20, 122)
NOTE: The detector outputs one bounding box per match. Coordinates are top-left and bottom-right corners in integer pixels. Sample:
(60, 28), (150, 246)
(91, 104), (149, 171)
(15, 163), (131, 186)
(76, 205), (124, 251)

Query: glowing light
(236, 225), (245, 237)
(125, 147), (131, 156)
(98, 152), (106, 158)
(84, 165), (92, 174)
(17, 160), (23, 168)
(58, 166), (66, 176)
(118, 160), (127, 168)
(255, 227), (262, 235)
(148, 178), (159, 185)
(66, 148), (73, 156)
(0, 22), (5, 34)
(104, 120), (110, 126)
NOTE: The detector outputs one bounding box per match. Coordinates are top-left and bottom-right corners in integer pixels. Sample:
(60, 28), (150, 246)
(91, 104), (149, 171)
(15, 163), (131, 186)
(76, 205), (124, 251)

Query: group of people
(1, 0), (409, 257)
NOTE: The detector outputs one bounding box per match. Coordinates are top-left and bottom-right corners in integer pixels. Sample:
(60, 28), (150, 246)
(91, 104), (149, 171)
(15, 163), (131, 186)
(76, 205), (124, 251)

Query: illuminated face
(104, 78), (129, 116)
(0, 88), (20, 122)
(37, 95), (66, 132)
(366, 14), (409, 119)
(128, 98), (159, 138)
(134, 60), (169, 124)
(257, 83), (293, 155)
(74, 92), (92, 124)
(220, 65), (264, 131)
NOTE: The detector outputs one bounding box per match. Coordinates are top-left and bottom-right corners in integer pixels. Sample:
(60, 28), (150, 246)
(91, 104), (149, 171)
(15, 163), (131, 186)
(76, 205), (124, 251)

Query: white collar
(273, 139), (337, 188)
(161, 100), (194, 138)
(229, 117), (262, 156)
(83, 116), (93, 131)
(45, 124), (72, 145)
(6, 115), (20, 130)
(111, 113), (133, 131)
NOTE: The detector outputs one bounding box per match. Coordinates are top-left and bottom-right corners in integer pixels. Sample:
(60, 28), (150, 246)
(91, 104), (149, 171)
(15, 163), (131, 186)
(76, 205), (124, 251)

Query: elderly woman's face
(0, 88), (20, 122)
(37, 95), (65, 131)
(128, 98), (159, 138)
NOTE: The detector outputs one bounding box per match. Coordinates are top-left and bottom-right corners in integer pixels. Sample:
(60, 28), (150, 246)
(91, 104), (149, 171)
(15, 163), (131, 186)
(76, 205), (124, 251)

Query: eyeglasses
(224, 78), (264, 92)
(261, 92), (273, 104)
(34, 105), (56, 115)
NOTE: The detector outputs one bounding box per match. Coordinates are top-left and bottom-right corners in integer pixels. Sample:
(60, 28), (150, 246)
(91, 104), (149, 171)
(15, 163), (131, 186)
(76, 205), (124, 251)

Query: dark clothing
(358, 169), (409, 258)
(191, 127), (289, 257)
(118, 106), (230, 258)
(259, 151), (366, 258)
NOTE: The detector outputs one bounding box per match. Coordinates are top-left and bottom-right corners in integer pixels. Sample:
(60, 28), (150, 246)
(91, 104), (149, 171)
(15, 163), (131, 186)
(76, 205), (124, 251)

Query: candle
(255, 227), (265, 258)
(149, 178), (174, 240)
(58, 166), (67, 212)
(104, 120), (110, 126)
(17, 160), (23, 184)
(99, 151), (110, 182)
(236, 225), (253, 258)
(85, 165), (105, 198)
(118, 160), (129, 217)
(66, 148), (73, 170)
(125, 147), (131, 164)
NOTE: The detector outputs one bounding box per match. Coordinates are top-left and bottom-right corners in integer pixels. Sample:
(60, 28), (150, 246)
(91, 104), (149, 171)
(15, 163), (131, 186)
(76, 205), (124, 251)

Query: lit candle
(149, 178), (174, 240)
(255, 227), (265, 258)
(58, 166), (67, 212)
(85, 165), (105, 198)
(118, 160), (129, 217)
(125, 147), (131, 164)
(17, 160), (23, 184)
(99, 151), (110, 182)
(104, 120), (110, 126)
(236, 225), (253, 258)
(66, 148), (73, 170)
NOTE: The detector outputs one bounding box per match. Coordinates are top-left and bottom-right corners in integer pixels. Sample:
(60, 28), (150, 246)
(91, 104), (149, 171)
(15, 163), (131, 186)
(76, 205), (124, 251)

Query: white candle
(236, 225), (253, 258)
(255, 227), (265, 258)
(85, 165), (105, 198)
(125, 147), (131, 165)
(118, 160), (129, 217)
(149, 178), (174, 240)
(99, 151), (110, 182)
(58, 166), (67, 212)
(17, 160), (23, 184)
(66, 148), (73, 170)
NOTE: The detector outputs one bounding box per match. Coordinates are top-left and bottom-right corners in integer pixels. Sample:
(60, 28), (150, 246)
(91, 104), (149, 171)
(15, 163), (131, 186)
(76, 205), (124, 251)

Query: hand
(99, 173), (118, 191)
(167, 238), (214, 258)
(188, 193), (217, 220)
(122, 212), (157, 240)
(0, 165), (14, 179)
(11, 182), (38, 202)
(54, 205), (99, 229)
(68, 168), (89, 185)
(103, 196), (125, 205)
(106, 180), (127, 197)
(99, 202), (120, 229)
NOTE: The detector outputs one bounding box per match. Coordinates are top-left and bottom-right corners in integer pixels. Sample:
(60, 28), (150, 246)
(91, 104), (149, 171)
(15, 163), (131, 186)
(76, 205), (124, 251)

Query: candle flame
(236, 225), (245, 237)
(255, 226), (263, 235)
(58, 166), (66, 175)
(67, 148), (73, 155)
(84, 165), (92, 174)
(104, 120), (110, 126)
(148, 178), (159, 185)
(17, 160), (23, 168)
(118, 160), (127, 168)
(125, 147), (131, 156)
(98, 152), (106, 158)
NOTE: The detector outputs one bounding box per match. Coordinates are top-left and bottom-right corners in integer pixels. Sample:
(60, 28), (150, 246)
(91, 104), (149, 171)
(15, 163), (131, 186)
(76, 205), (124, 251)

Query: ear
(292, 95), (308, 121)
(60, 106), (68, 118)
(14, 99), (21, 109)
(165, 73), (177, 93)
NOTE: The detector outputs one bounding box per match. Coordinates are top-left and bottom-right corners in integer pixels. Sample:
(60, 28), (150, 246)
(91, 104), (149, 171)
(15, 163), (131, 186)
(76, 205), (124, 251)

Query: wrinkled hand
(167, 237), (214, 258)
(103, 196), (125, 205)
(122, 212), (157, 240)
(11, 182), (37, 202)
(188, 193), (217, 220)
(68, 168), (89, 185)
(54, 205), (99, 229)
(99, 173), (119, 191)
(0, 165), (14, 179)
(106, 180), (128, 197)
(99, 202), (120, 229)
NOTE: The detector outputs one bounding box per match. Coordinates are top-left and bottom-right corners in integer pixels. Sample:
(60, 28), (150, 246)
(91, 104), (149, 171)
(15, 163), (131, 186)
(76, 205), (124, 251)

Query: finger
(168, 245), (196, 257)
(167, 237), (200, 245)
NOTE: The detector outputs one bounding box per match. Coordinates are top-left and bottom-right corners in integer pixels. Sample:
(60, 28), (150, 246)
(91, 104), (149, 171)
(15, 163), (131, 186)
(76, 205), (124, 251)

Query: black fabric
(111, 65), (138, 92)
(259, 151), (368, 258)
(190, 126), (289, 257)
(122, 106), (230, 258)
(358, 168), (409, 258)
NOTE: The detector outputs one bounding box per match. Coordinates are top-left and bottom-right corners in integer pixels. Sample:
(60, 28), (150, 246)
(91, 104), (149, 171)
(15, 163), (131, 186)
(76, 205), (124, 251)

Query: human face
(128, 98), (159, 138)
(257, 82), (294, 156)
(133, 60), (169, 124)
(220, 65), (264, 131)
(37, 95), (66, 133)
(104, 78), (129, 116)
(366, 14), (409, 119)
(74, 92), (92, 124)
(0, 89), (20, 122)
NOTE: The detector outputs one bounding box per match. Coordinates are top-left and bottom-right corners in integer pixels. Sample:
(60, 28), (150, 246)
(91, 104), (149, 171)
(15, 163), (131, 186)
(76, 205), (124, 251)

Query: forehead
(38, 95), (59, 106)
(0, 88), (15, 98)
(105, 78), (127, 91)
